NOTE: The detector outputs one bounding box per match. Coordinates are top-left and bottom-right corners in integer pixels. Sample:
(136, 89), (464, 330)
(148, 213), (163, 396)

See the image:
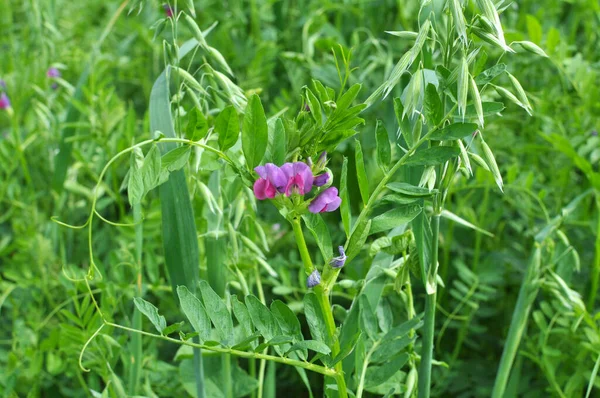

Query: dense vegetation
(1, 0), (599, 397)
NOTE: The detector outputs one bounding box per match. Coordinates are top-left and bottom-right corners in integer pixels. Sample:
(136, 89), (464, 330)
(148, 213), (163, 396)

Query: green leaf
(375, 120), (391, 172)
(370, 205), (423, 234)
(387, 182), (437, 197)
(355, 140), (370, 206)
(302, 214), (333, 261)
(162, 146), (191, 172)
(371, 335), (415, 362)
(286, 340), (331, 356)
(270, 300), (303, 342)
(140, 145), (162, 192)
(198, 280), (234, 346)
(305, 88), (322, 125)
(463, 102), (505, 119)
(177, 286), (212, 343)
(336, 83), (362, 112)
(339, 157), (351, 237)
(186, 108), (209, 141)
(245, 295), (283, 354)
(265, 118), (286, 165)
(424, 84), (443, 126)
(380, 316), (423, 344)
(231, 296), (255, 346)
(405, 146), (460, 166)
(474, 64), (506, 85)
(303, 293), (329, 345)
(242, 94), (268, 169)
(133, 297), (166, 334)
(364, 353), (409, 388)
(346, 219), (372, 263)
(128, 151), (144, 206)
(429, 123), (478, 141)
(359, 295), (378, 340)
(216, 105), (239, 151)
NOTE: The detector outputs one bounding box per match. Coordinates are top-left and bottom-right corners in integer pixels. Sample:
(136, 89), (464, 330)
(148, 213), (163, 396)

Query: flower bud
(306, 269), (321, 288)
(329, 246), (346, 269)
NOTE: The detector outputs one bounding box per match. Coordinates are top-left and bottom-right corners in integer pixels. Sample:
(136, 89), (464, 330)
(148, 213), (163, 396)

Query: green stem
(290, 218), (348, 398)
(418, 214), (440, 398)
(587, 193), (600, 308)
(491, 245), (542, 398)
(291, 218), (314, 276)
(127, 205), (143, 395)
(105, 322), (337, 377)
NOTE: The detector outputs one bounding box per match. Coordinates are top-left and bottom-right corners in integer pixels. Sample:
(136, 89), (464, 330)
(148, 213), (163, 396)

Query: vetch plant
(49, 1), (565, 398)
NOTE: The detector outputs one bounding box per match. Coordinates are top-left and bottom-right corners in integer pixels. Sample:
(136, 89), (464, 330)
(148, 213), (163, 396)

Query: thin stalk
(418, 214), (440, 398)
(491, 245), (542, 398)
(127, 204), (143, 395)
(290, 218), (348, 398)
(105, 322), (338, 377)
(255, 266), (267, 398)
(587, 193), (600, 308)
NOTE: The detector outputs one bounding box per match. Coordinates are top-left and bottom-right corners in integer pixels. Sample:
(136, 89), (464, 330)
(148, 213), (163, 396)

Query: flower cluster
(253, 153), (340, 214)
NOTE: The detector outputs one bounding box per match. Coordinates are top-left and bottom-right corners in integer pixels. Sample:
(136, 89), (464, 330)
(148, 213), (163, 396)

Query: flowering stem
(290, 217), (348, 398)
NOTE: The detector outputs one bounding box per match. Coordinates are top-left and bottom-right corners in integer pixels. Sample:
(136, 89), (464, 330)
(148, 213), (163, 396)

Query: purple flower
(592, 130), (598, 137)
(330, 246), (346, 269)
(306, 269), (321, 288)
(47, 67), (61, 78)
(163, 3), (174, 18)
(308, 187), (341, 213)
(313, 170), (331, 187)
(0, 93), (11, 109)
(281, 162), (314, 196)
(253, 163), (287, 200)
(51, 82), (59, 90)
(0, 79), (5, 89)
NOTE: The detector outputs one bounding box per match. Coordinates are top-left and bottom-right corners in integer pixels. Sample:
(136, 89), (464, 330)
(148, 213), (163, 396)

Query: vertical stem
(291, 218), (314, 276)
(127, 205), (143, 395)
(290, 218), (348, 398)
(418, 214), (440, 398)
(491, 245), (541, 398)
(223, 353), (232, 398)
(255, 267), (267, 398)
(587, 193), (600, 308)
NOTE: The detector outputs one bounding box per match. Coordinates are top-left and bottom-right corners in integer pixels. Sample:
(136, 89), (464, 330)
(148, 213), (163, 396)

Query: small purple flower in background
(253, 163), (287, 200)
(0, 79), (6, 90)
(281, 162), (314, 196)
(0, 93), (11, 110)
(591, 130), (598, 137)
(330, 246), (346, 269)
(163, 3), (174, 18)
(47, 67), (61, 78)
(306, 269), (321, 288)
(308, 187), (341, 213)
